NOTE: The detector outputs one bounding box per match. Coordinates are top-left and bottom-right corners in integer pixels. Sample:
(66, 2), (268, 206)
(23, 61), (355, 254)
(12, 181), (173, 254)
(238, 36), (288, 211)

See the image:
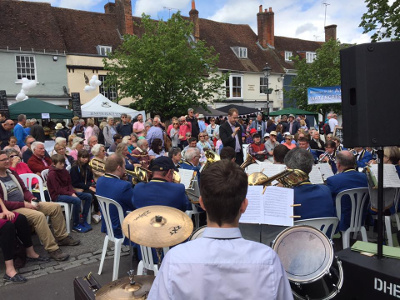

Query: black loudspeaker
(340, 41), (400, 148)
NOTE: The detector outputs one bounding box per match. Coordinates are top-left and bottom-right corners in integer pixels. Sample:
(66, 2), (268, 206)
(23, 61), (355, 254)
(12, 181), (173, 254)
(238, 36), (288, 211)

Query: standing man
(249, 113), (266, 137)
(186, 108), (200, 140)
(0, 112), (6, 123)
(116, 113), (133, 137)
(146, 122), (164, 148)
(220, 108), (243, 165)
(0, 120), (14, 149)
(148, 160), (292, 299)
(30, 118), (46, 142)
(288, 114), (300, 135)
(133, 114), (145, 137)
(328, 113), (339, 134)
(14, 114), (28, 148)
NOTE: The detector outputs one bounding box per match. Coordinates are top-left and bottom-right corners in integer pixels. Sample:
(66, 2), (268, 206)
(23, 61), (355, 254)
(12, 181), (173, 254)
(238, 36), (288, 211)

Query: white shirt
(148, 227), (293, 300)
(328, 118), (338, 132)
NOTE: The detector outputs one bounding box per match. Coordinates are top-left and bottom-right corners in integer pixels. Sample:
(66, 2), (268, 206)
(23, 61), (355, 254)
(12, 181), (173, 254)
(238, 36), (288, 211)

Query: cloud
(58, 0), (104, 11)
(134, 0), (190, 17)
(295, 23), (318, 36)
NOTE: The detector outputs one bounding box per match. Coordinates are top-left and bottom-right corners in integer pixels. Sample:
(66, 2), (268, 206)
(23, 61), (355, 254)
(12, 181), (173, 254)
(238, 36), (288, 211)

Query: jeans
(57, 192), (92, 226)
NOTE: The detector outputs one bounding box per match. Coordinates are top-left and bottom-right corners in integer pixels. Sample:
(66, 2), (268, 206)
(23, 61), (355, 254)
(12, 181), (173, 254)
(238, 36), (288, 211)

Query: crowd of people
(0, 108), (399, 296)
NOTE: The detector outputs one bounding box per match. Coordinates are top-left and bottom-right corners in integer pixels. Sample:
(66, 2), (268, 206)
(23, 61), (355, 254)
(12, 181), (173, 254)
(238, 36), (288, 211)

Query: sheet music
(370, 164), (400, 188)
(318, 163), (334, 181)
(178, 169), (194, 189)
(240, 186), (294, 226)
(246, 163), (260, 175)
(309, 165), (324, 184)
(262, 164), (286, 178)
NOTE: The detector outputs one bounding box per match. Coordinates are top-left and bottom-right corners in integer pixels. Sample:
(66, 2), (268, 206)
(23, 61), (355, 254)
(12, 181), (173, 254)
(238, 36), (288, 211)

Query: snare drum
(272, 225), (343, 300)
(189, 226), (206, 240)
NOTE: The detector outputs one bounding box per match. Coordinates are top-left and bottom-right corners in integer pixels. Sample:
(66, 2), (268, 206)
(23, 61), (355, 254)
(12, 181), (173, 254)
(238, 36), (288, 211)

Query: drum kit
(94, 206), (193, 299)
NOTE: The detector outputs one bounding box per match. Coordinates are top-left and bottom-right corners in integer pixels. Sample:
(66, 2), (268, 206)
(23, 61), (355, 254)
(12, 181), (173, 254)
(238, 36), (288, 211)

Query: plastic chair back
(19, 173), (46, 203)
(41, 168), (49, 182)
(295, 217), (339, 240)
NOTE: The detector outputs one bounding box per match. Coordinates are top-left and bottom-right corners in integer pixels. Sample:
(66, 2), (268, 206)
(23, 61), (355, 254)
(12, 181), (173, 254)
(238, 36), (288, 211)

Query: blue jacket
(293, 182), (335, 221)
(356, 150), (372, 169)
(14, 123), (27, 148)
(326, 169), (368, 231)
(97, 175), (135, 239)
(133, 180), (190, 212)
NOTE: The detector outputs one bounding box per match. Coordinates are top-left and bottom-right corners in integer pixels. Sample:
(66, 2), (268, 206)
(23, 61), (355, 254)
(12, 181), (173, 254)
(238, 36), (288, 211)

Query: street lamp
(263, 64), (272, 118)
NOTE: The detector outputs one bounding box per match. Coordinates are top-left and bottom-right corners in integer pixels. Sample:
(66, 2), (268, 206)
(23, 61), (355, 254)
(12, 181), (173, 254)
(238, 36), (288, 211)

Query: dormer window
(97, 45), (112, 56)
(306, 52), (316, 63)
(284, 51), (292, 61)
(231, 47), (248, 59)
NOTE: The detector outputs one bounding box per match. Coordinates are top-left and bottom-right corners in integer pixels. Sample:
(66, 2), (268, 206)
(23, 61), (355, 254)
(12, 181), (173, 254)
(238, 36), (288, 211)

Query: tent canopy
(194, 106), (227, 117)
(81, 94), (145, 119)
(217, 104), (260, 115)
(9, 98), (73, 119)
(268, 107), (319, 117)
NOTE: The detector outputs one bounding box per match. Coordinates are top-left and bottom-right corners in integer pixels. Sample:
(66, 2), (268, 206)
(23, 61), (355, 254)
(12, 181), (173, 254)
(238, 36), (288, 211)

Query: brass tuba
(240, 153), (256, 169)
(248, 169), (308, 188)
(201, 149), (221, 172)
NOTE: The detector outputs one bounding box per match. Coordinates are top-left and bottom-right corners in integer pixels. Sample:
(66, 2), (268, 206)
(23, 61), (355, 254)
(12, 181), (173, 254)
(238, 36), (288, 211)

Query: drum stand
(155, 248), (163, 269)
(376, 148), (384, 259)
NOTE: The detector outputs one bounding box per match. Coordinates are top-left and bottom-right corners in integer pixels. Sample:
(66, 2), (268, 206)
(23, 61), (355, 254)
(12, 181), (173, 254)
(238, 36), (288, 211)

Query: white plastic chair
(335, 187), (369, 249)
(19, 173), (47, 204)
(96, 195), (125, 281)
(185, 204), (201, 229)
(137, 246), (169, 276)
(295, 217), (339, 240)
(41, 168), (73, 233)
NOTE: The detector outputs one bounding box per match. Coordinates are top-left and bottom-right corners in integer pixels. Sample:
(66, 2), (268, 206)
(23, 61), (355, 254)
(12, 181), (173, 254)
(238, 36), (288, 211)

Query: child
(70, 150), (101, 223)
(3, 136), (21, 156)
(46, 154), (92, 233)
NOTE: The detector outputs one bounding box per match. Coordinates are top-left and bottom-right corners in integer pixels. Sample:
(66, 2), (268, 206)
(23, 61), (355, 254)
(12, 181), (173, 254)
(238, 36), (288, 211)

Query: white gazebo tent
(81, 94), (145, 118)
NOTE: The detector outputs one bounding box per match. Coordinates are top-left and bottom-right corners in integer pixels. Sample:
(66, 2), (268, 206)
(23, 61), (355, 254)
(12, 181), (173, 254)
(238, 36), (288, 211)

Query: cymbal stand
(128, 224), (135, 277)
(155, 248), (163, 269)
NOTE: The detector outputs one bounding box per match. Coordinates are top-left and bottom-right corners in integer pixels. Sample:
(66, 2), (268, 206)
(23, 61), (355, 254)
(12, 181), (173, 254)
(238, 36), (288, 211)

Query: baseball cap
(149, 157), (178, 171)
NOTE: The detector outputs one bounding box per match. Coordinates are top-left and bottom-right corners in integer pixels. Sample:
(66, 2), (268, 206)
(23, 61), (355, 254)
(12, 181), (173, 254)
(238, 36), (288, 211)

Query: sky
(21, 0), (374, 44)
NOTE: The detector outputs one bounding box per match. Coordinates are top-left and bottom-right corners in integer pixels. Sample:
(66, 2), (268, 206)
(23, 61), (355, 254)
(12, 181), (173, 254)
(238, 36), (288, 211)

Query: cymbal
(96, 275), (155, 300)
(123, 205), (194, 248)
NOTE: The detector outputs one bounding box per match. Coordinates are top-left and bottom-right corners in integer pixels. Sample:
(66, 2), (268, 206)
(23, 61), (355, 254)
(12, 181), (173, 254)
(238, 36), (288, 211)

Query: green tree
(104, 12), (226, 119)
(285, 39), (346, 117)
(360, 0), (400, 42)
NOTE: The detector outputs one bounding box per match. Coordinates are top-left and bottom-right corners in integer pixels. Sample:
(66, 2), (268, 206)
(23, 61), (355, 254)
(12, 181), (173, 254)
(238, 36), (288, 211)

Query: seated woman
(122, 135), (135, 154)
(69, 137), (84, 161)
(66, 134), (76, 154)
(53, 143), (74, 170)
(0, 198), (45, 283)
(50, 137), (67, 156)
(283, 135), (297, 150)
(3, 136), (21, 157)
(90, 144), (107, 182)
(148, 138), (165, 160)
(248, 133), (267, 161)
(115, 142), (140, 172)
(70, 150), (101, 223)
(197, 133), (211, 152)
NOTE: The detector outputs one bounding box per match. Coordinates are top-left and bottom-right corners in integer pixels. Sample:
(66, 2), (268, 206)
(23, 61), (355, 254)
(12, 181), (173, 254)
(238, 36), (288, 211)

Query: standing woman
(84, 118), (96, 146)
(206, 118), (219, 147)
(103, 117), (116, 150)
(169, 120), (180, 148)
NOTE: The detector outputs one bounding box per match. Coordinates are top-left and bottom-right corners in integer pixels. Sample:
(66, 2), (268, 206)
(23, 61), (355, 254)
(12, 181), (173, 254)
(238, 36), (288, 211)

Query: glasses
(285, 138), (291, 140)
(9, 155), (17, 158)
(173, 123), (179, 125)
(199, 135), (205, 138)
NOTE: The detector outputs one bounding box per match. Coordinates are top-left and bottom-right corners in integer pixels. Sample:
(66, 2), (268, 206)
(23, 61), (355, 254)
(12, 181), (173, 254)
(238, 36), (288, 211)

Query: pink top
(133, 121), (145, 136)
(283, 143), (297, 150)
(84, 126), (95, 145)
(9, 162), (39, 185)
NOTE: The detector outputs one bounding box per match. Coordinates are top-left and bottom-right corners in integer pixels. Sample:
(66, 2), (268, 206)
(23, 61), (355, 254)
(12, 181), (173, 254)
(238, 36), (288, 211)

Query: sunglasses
(9, 155), (17, 158)
(173, 123), (179, 125)
(79, 141), (84, 144)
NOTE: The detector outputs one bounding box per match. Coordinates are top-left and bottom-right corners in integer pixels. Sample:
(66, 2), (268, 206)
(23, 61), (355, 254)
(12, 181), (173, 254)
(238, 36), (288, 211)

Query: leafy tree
(285, 39), (347, 117)
(104, 12), (226, 119)
(360, 0), (400, 42)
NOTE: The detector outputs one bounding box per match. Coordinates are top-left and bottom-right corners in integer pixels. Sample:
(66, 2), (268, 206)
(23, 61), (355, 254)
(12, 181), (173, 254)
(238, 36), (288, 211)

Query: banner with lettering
(307, 86), (342, 104)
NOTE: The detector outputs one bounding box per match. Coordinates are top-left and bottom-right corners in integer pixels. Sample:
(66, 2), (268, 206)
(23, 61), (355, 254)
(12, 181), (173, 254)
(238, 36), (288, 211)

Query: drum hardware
(272, 225), (344, 300)
(248, 168), (308, 189)
(240, 153), (256, 169)
(189, 226), (207, 240)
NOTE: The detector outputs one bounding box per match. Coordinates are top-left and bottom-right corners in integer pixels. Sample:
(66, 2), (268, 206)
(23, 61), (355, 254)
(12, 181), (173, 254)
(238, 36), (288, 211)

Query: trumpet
(125, 166), (152, 185)
(248, 169), (308, 188)
(240, 153), (256, 169)
(201, 150), (220, 172)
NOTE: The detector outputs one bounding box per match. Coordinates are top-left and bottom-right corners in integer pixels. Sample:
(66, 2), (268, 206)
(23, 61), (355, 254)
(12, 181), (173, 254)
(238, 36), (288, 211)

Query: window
(96, 45), (112, 56)
(98, 75), (118, 100)
(306, 52), (317, 63)
(260, 77), (268, 93)
(16, 55), (36, 80)
(285, 51), (292, 61)
(231, 47), (248, 58)
(226, 75), (243, 98)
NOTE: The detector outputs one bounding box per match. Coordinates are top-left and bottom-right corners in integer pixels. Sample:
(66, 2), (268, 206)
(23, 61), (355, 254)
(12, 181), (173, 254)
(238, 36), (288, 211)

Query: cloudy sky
(22, 0), (374, 44)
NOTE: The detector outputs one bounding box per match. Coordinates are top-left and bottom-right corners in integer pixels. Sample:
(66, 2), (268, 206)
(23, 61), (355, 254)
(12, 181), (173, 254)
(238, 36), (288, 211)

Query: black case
(73, 273), (102, 300)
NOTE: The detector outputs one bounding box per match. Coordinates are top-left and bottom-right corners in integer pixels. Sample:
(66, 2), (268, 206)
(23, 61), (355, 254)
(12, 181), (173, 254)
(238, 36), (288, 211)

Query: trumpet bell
(248, 172), (269, 186)
(172, 170), (181, 184)
(240, 153), (256, 169)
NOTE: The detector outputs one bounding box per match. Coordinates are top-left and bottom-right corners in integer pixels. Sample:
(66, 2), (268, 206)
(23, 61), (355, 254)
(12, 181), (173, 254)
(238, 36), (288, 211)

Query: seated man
(47, 154), (92, 233)
(273, 144), (290, 164)
(180, 147), (201, 183)
(298, 137), (319, 163)
(248, 133), (267, 161)
(284, 148), (335, 220)
(326, 150), (368, 232)
(97, 154), (135, 239)
(353, 147), (372, 170)
(133, 157), (190, 212)
(148, 160), (292, 299)
(168, 147), (182, 168)
(319, 140), (338, 174)
(0, 150), (79, 261)
(27, 141), (52, 175)
(131, 138), (151, 170)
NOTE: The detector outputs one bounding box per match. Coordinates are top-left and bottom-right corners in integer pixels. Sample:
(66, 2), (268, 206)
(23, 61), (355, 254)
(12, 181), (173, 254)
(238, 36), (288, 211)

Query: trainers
(49, 249), (70, 261)
(82, 221), (92, 231)
(58, 235), (80, 246)
(92, 214), (101, 224)
(72, 224), (89, 233)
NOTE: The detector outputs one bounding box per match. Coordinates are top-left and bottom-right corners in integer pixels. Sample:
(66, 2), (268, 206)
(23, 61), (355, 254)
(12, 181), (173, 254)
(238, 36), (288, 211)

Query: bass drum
(189, 226), (207, 240)
(272, 225), (343, 300)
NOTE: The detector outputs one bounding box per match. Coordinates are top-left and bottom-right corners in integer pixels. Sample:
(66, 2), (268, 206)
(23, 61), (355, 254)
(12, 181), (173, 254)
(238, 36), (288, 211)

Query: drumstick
(290, 215), (301, 218)
(290, 204), (301, 207)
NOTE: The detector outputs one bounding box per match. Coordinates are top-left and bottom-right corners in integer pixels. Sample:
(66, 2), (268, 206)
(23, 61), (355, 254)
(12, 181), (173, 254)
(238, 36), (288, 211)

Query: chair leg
(194, 213), (200, 230)
(384, 216), (393, 247)
(112, 240), (122, 281)
(98, 236), (109, 275)
(154, 265), (159, 276)
(395, 213), (400, 231)
(360, 226), (368, 243)
(137, 261), (144, 275)
(64, 204), (71, 234)
(342, 230), (350, 249)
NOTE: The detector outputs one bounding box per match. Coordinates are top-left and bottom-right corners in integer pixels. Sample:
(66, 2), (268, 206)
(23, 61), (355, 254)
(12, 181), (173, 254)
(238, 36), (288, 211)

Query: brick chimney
(104, 2), (115, 14)
(115, 0), (133, 35)
(325, 24), (337, 42)
(257, 5), (274, 48)
(189, 0), (200, 40)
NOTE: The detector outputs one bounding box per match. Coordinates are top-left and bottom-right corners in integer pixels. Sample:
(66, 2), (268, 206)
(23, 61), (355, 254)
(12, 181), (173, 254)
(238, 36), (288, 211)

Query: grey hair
(31, 141), (44, 153)
(188, 108), (194, 113)
(5, 148), (18, 156)
(122, 136), (131, 144)
(54, 137), (66, 145)
(137, 139), (148, 149)
(284, 148), (314, 174)
(18, 114), (26, 122)
(185, 147), (200, 161)
(107, 116), (114, 121)
(91, 143), (105, 156)
(144, 122), (152, 128)
(71, 137), (84, 150)
(168, 147), (181, 158)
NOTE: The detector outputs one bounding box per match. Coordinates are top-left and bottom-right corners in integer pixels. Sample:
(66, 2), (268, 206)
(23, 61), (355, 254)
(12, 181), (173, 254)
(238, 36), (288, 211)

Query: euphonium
(240, 153), (256, 169)
(248, 168), (308, 188)
(126, 166), (152, 185)
(89, 158), (105, 173)
(201, 149), (221, 172)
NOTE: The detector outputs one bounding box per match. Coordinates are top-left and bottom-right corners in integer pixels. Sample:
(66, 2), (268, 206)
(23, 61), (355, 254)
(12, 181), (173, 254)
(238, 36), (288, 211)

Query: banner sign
(307, 86), (341, 104)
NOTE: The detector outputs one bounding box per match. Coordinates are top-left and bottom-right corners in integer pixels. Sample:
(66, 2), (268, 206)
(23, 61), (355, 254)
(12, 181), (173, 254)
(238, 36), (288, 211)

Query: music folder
(240, 186), (294, 227)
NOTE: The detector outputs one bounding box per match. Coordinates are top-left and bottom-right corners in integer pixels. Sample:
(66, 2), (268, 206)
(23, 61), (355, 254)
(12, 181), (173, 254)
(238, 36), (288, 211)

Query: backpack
(323, 122), (330, 134)
(98, 128), (105, 144)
